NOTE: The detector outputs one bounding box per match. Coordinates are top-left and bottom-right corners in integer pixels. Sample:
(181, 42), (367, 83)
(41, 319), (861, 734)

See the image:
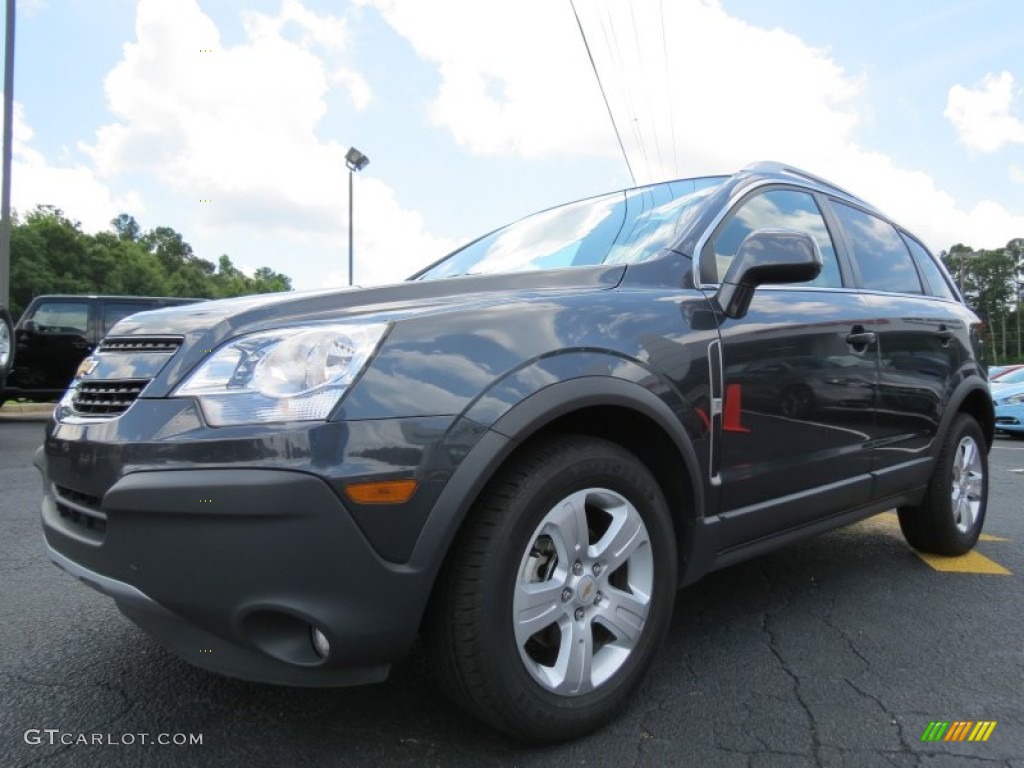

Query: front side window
(416, 177), (724, 280)
(28, 302), (89, 334)
(831, 202), (922, 294)
(704, 188), (842, 288)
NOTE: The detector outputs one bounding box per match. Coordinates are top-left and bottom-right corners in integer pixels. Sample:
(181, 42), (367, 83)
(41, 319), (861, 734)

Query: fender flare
(936, 376), (995, 454)
(406, 374), (707, 581)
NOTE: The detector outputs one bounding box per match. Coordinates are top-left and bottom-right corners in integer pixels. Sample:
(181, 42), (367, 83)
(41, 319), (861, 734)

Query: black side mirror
(716, 229), (822, 319)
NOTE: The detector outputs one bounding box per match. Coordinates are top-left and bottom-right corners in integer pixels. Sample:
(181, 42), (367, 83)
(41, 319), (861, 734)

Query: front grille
(53, 484), (106, 540)
(72, 380), (148, 415)
(98, 336), (183, 354)
(996, 416), (1020, 426)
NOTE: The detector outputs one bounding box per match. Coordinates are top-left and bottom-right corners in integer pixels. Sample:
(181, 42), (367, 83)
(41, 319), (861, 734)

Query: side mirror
(20, 319), (38, 335)
(716, 229), (822, 319)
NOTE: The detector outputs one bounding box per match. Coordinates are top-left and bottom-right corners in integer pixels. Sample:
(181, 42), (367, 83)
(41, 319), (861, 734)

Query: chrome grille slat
(72, 379), (148, 416)
(98, 336), (183, 354)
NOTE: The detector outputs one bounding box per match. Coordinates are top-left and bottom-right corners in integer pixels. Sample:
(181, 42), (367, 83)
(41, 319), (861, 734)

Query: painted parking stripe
(979, 532), (1009, 542)
(854, 513), (1012, 575)
(914, 550), (1011, 575)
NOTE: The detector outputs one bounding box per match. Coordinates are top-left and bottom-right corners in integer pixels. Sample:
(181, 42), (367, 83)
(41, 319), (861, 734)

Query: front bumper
(39, 461), (427, 685)
(37, 398), (501, 687)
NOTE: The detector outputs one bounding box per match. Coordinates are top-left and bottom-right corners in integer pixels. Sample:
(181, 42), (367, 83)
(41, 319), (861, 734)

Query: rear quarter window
(902, 234), (956, 300)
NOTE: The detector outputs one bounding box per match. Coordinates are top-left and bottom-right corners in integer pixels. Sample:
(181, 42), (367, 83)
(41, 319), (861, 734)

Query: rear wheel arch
(941, 381), (994, 451)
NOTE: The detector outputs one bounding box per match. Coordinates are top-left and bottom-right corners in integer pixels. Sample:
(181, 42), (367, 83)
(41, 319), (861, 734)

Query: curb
(0, 403), (55, 421)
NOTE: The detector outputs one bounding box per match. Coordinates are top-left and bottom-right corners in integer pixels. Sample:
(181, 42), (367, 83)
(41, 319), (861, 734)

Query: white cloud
(1010, 164), (1024, 185)
(366, 0), (1022, 251)
(945, 71), (1024, 153)
(362, 0), (862, 178)
(83, 0), (448, 287)
(4, 101), (141, 230)
(360, 0), (618, 159)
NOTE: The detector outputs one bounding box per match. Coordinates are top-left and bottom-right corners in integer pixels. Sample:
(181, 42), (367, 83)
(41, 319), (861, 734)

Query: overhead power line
(569, 0), (636, 186)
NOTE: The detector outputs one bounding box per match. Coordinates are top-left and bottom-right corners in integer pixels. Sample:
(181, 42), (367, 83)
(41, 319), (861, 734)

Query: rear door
(827, 202), (967, 498)
(701, 186), (879, 549)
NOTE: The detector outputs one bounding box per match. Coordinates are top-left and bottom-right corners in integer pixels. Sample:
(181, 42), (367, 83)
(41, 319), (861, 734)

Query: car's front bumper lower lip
(45, 540), (391, 687)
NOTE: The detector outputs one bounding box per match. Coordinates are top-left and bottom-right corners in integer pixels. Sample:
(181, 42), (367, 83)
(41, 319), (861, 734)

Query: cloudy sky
(7, 0), (1024, 290)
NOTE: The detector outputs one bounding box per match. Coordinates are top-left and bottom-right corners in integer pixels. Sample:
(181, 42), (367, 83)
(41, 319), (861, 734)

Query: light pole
(345, 147), (369, 286)
(1, 0), (16, 309)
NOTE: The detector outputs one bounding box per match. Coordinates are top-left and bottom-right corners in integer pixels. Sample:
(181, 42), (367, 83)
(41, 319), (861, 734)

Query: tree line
(941, 239), (1024, 365)
(6, 205), (1022, 364)
(6, 206), (293, 319)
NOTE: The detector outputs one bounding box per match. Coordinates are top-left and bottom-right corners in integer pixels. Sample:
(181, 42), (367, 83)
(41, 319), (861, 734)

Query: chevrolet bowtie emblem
(76, 357), (100, 378)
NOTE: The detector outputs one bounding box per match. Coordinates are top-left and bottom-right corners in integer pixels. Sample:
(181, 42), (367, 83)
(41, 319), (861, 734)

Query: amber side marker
(344, 479), (418, 505)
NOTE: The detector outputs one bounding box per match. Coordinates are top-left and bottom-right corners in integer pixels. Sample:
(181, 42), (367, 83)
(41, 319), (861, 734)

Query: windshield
(415, 177), (724, 280)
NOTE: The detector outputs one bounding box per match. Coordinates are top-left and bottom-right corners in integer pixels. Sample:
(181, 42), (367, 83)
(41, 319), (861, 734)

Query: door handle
(846, 329), (877, 347)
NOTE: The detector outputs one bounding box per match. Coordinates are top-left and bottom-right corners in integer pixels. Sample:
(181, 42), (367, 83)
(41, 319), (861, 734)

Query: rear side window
(28, 302), (89, 334)
(831, 202), (923, 294)
(705, 188), (842, 288)
(903, 235), (956, 300)
(103, 302), (154, 334)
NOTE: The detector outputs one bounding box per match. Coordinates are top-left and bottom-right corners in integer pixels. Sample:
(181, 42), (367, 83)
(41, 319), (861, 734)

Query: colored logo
(921, 721), (996, 742)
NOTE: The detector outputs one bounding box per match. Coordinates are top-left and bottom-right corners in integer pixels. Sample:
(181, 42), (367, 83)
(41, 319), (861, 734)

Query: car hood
(106, 265), (625, 395)
(992, 381), (1024, 400)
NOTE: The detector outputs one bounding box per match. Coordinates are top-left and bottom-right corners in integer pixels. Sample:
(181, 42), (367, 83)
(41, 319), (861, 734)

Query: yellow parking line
(979, 533), (1009, 542)
(914, 550), (1011, 575)
(851, 513), (1012, 575)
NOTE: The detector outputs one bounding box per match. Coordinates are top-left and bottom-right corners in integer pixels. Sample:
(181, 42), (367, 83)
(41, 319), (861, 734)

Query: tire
(425, 435), (677, 743)
(897, 413), (988, 555)
(0, 306), (13, 378)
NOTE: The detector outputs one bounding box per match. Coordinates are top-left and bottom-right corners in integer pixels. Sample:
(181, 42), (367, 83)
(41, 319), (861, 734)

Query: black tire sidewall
(901, 414), (988, 555)
(942, 415), (988, 551)
(473, 438), (677, 734)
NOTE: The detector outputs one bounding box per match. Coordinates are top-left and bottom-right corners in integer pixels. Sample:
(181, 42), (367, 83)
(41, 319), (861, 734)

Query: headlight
(1001, 392), (1024, 405)
(174, 323), (388, 425)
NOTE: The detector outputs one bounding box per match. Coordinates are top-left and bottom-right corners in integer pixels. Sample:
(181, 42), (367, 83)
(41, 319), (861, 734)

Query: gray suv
(37, 163), (992, 742)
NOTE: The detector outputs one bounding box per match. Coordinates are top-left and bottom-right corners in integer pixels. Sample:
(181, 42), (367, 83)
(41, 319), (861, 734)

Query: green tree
(943, 242), (1021, 363)
(8, 206), (295, 319)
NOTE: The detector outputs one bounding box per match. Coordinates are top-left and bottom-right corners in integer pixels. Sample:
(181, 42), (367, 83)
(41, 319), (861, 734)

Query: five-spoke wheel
(899, 414), (988, 555)
(426, 436), (676, 743)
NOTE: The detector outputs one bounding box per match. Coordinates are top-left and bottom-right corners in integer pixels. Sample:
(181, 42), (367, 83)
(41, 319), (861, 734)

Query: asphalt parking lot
(1, 416), (1022, 767)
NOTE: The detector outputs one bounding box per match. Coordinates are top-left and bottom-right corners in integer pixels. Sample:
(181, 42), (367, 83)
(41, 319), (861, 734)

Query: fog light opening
(311, 627), (331, 660)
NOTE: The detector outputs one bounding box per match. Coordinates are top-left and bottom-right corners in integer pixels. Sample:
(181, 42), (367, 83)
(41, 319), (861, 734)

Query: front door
(13, 299), (93, 392)
(700, 187), (878, 549)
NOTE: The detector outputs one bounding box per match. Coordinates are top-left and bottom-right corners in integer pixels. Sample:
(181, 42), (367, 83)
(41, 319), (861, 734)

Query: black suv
(37, 163), (992, 742)
(1, 294), (200, 405)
